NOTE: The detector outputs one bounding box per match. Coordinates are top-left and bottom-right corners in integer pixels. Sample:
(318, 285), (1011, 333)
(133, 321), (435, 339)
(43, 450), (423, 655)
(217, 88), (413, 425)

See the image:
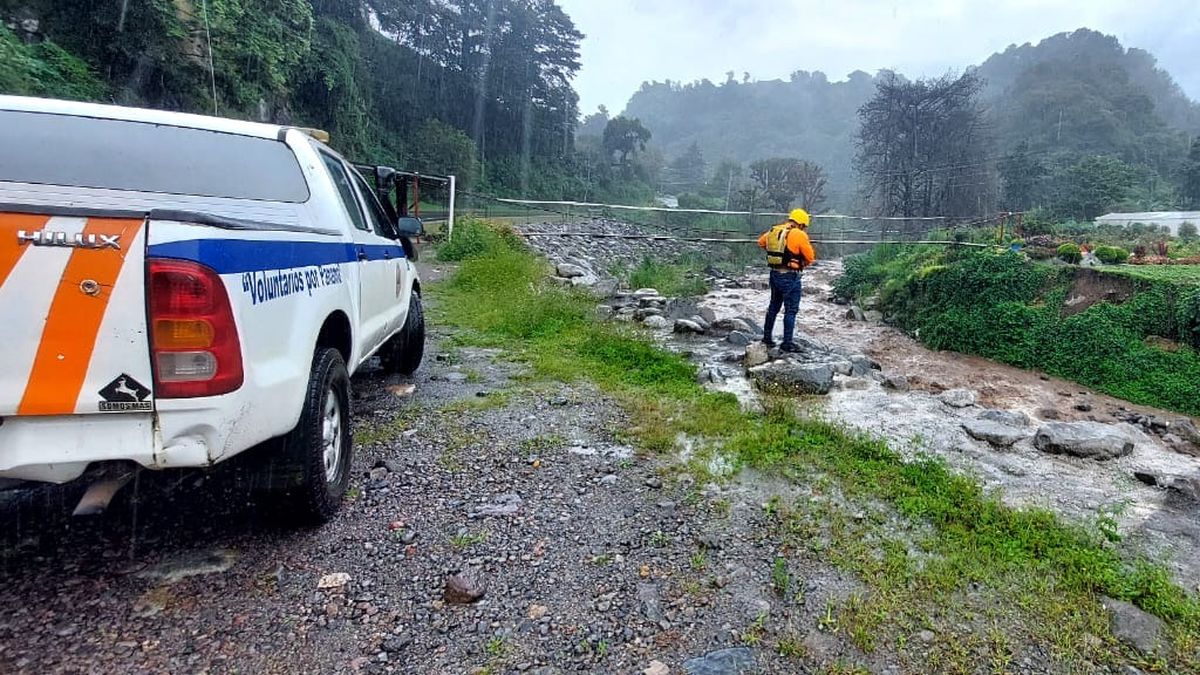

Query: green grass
(626, 255), (709, 297)
(1102, 264), (1200, 285)
(354, 406), (419, 446)
(437, 217), (526, 262)
(450, 530), (488, 548)
(431, 221), (1200, 669)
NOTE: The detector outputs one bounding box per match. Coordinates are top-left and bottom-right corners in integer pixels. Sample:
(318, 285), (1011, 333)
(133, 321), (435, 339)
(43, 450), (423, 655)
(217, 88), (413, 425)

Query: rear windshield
(0, 110), (309, 202)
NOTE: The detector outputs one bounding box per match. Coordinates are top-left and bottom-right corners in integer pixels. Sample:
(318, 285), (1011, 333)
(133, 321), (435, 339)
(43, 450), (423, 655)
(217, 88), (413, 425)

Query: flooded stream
(659, 260), (1200, 591)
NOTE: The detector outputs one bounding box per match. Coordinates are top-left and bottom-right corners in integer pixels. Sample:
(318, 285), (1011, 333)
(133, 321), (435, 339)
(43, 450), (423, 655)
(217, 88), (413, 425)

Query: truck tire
(381, 291), (425, 376)
(277, 347), (352, 524)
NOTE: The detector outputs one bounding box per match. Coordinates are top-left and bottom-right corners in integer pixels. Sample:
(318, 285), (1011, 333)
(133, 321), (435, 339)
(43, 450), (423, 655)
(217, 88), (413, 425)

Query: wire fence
(453, 191), (1008, 257)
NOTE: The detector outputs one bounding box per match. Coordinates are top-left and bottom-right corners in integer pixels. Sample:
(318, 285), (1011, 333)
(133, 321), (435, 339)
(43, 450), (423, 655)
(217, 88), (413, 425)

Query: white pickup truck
(0, 96), (426, 522)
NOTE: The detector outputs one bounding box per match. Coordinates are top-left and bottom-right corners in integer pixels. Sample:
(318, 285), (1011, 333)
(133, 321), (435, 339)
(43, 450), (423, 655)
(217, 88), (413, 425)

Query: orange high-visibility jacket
(758, 224), (816, 270)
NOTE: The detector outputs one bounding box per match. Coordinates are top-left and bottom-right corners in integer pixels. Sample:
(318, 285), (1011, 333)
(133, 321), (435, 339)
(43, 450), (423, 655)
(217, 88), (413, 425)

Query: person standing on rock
(757, 208), (816, 352)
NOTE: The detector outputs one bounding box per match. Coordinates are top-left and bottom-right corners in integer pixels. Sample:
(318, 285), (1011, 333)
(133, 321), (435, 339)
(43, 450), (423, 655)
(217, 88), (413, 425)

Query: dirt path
(692, 261), (1200, 592)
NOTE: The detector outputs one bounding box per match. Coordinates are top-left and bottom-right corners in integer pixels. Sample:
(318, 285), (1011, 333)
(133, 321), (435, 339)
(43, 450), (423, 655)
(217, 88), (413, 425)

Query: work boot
(780, 343), (801, 353)
(761, 338), (776, 348)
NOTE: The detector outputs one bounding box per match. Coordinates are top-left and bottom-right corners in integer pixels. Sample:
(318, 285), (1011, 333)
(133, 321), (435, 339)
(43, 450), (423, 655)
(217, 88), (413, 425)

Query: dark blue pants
(764, 270), (802, 345)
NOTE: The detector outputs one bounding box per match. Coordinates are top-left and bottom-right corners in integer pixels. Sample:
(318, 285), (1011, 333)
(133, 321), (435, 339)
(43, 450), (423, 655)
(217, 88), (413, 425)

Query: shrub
(626, 256), (708, 297)
(438, 218), (524, 261)
(1093, 245), (1130, 265)
(1057, 243), (1082, 264)
(1178, 222), (1197, 242)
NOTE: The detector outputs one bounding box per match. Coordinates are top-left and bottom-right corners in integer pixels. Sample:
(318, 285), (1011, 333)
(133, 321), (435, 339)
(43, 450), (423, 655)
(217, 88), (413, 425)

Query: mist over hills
(616, 29), (1200, 210)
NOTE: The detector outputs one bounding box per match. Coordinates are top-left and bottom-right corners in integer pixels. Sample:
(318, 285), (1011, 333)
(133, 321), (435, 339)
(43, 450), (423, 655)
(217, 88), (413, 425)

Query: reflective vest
(765, 223), (801, 270)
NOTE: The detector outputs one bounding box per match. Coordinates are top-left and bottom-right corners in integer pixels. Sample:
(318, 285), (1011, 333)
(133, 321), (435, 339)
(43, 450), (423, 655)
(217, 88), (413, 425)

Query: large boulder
(978, 409), (1031, 427)
(673, 319), (705, 334)
(962, 419), (1028, 447)
(1034, 422), (1134, 460)
(556, 262), (588, 278)
(791, 332), (828, 352)
(712, 317), (755, 334)
(848, 355), (881, 377)
(939, 389), (978, 408)
(743, 342), (770, 368)
(749, 361), (834, 396)
(726, 331), (752, 346)
(590, 278), (619, 297)
(1101, 597), (1167, 658)
(738, 316), (765, 336)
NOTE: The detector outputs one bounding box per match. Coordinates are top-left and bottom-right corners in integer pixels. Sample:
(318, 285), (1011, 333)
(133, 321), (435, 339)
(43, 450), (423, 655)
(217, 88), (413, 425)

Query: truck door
(347, 167), (408, 336)
(318, 152), (395, 355)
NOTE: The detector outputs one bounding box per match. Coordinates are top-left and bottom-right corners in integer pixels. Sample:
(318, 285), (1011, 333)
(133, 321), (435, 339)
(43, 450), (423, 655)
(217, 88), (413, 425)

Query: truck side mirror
(396, 216), (424, 237)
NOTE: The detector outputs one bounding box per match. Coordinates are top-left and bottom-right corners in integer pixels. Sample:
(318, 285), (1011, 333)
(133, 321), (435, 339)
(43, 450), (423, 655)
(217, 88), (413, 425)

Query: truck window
(319, 152), (368, 232)
(348, 168), (399, 240)
(0, 110), (309, 202)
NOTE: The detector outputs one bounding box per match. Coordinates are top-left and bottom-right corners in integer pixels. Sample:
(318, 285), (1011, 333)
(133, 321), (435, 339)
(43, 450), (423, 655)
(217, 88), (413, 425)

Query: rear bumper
(0, 413), (212, 483)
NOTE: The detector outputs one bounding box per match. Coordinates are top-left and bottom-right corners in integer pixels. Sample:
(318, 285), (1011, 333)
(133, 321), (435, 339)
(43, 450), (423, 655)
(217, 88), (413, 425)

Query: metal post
(447, 175), (457, 242)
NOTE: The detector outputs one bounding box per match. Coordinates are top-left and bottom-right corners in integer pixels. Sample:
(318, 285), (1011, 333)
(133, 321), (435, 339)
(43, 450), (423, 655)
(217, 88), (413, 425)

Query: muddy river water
(656, 260), (1200, 591)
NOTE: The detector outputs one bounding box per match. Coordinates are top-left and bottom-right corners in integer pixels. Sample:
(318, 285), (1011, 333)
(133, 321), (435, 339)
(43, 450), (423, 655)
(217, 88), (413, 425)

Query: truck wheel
(382, 291), (425, 376)
(278, 347), (352, 524)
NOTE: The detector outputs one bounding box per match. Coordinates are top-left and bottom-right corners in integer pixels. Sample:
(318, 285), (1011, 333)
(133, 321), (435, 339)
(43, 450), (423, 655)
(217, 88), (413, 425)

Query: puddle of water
(567, 443), (634, 460)
(136, 548), (237, 584)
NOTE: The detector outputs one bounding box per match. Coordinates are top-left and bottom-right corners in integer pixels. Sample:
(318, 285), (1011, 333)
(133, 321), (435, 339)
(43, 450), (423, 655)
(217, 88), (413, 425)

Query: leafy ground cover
(836, 246), (1200, 416)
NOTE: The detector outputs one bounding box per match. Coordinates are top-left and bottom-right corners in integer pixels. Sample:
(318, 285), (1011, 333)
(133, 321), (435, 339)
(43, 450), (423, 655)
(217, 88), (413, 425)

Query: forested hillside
(625, 29), (1200, 215)
(623, 70), (876, 207)
(0, 0), (646, 200)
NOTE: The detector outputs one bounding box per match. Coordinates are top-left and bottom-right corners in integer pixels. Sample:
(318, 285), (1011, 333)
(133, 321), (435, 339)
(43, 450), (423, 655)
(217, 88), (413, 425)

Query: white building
(1095, 211), (1200, 236)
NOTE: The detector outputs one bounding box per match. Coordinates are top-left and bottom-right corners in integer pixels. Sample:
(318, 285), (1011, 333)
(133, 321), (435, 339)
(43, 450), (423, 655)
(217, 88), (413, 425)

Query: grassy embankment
(835, 245), (1200, 416)
(430, 219), (1200, 671)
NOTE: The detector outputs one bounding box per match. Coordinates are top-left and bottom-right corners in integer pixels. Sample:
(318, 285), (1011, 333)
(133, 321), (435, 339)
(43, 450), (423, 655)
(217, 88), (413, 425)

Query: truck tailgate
(0, 210), (152, 417)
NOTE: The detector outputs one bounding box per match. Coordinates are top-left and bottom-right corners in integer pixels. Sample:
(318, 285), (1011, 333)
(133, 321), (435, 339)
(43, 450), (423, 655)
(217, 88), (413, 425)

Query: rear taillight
(149, 259), (243, 398)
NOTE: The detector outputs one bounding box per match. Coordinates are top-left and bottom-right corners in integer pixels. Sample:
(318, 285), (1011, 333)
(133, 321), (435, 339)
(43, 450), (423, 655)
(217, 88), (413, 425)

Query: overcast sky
(556, 0), (1200, 116)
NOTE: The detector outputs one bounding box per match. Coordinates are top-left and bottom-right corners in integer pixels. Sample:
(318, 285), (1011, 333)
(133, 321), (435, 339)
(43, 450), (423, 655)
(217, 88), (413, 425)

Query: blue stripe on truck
(147, 239), (406, 274)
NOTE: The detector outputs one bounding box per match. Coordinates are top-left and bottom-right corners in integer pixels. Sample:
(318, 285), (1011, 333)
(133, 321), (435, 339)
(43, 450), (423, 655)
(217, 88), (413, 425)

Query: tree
(411, 119), (478, 186)
(578, 105), (609, 137)
(999, 141), (1047, 210)
(748, 158), (828, 212)
(1177, 221), (1197, 241)
(791, 160), (828, 213)
(1053, 155), (1138, 220)
(602, 116), (651, 165)
(855, 71), (992, 217)
(1183, 138), (1200, 210)
(667, 141), (707, 192)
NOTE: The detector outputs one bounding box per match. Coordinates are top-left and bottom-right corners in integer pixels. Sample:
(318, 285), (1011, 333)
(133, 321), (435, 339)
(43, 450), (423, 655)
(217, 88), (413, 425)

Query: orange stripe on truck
(18, 218), (145, 416)
(0, 213), (50, 290)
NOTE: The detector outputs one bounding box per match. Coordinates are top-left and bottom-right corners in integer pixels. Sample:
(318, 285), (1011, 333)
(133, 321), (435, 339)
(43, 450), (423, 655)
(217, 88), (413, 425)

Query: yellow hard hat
(789, 208), (811, 226)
